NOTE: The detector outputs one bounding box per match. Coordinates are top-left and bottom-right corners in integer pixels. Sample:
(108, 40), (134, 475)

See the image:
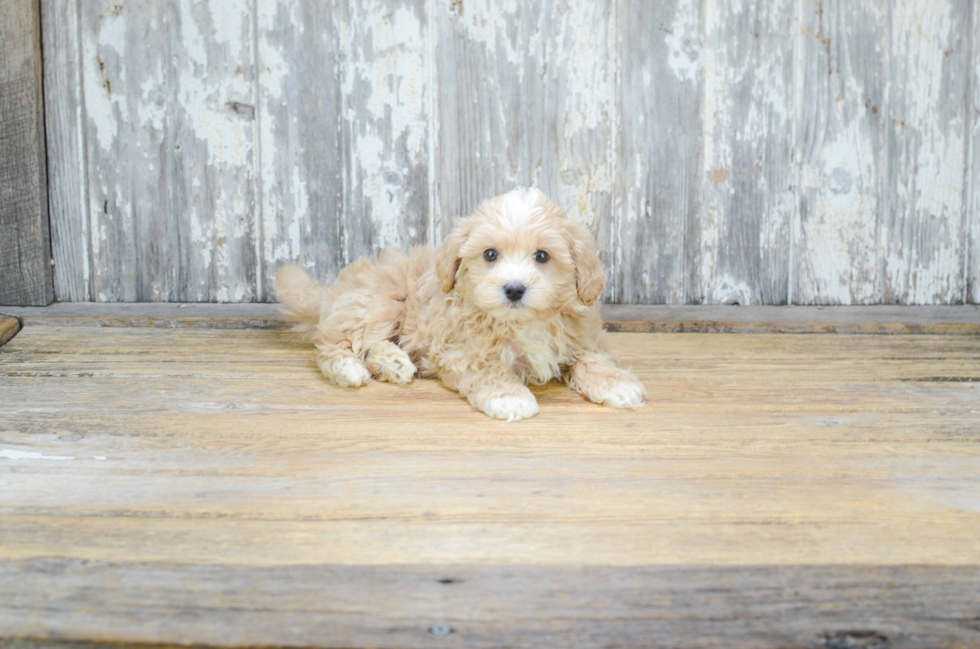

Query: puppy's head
(435, 187), (605, 319)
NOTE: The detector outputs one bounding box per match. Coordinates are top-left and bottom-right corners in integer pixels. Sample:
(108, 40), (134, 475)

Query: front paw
(367, 342), (417, 386)
(594, 376), (647, 408)
(321, 356), (372, 388)
(478, 387), (539, 422)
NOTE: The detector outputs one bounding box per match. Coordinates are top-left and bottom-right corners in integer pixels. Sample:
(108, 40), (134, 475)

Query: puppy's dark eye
(534, 250), (550, 263)
(483, 249), (498, 262)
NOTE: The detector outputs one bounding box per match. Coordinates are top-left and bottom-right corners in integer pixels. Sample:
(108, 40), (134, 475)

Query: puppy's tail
(275, 266), (325, 337)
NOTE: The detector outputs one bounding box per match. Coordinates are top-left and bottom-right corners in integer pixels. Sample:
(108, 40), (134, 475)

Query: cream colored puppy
(276, 187), (646, 421)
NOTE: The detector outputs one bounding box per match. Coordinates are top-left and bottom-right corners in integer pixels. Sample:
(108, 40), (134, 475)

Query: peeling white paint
(342, 1), (429, 249)
(454, 0), (522, 67)
(50, 0), (979, 306)
(711, 276), (752, 305)
(883, 0), (967, 303)
(699, 0), (726, 300)
(288, 165), (305, 255)
(799, 138), (878, 303)
(554, 2), (616, 229)
(666, 0), (702, 83)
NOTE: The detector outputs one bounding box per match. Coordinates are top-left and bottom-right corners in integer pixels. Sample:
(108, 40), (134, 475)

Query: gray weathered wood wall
(41, 0), (980, 304)
(1, 0), (53, 306)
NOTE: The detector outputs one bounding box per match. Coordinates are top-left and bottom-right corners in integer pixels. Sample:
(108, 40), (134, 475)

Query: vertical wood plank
(794, 0), (884, 305)
(524, 0), (617, 282)
(433, 0), (617, 254)
(338, 0), (431, 263)
(78, 1), (146, 302)
(0, 0), (54, 306)
(42, 0), (90, 302)
(256, 1), (343, 297)
(434, 0), (524, 232)
(171, 0), (259, 302)
(701, 0), (796, 305)
(967, 0), (979, 303)
(80, 0), (257, 302)
(880, 0), (970, 304)
(257, 0), (429, 296)
(615, 0), (702, 304)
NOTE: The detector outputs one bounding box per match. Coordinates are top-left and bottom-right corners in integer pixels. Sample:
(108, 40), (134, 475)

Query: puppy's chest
(501, 329), (565, 381)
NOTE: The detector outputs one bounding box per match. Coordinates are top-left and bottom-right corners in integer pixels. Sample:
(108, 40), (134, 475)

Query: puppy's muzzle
(504, 283), (526, 304)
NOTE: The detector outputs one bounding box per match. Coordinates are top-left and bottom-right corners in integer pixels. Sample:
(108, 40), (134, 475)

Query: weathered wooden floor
(1, 316), (979, 648)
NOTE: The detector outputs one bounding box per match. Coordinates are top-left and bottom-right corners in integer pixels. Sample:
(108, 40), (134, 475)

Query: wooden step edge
(1, 304), (979, 334)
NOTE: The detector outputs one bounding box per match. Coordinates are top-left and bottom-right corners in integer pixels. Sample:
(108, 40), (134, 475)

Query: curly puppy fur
(276, 187), (647, 421)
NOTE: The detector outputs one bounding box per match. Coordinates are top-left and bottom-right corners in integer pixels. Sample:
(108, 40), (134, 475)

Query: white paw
(594, 378), (647, 408)
(323, 356), (372, 388)
(370, 345), (417, 386)
(482, 392), (539, 422)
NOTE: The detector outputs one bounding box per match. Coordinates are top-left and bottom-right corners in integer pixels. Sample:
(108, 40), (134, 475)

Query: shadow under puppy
(276, 187), (647, 421)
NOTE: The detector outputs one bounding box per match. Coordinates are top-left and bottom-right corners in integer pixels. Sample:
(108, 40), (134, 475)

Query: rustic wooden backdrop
(40, 0), (980, 305)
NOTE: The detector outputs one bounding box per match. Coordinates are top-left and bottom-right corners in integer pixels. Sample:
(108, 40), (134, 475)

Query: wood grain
(701, 0), (796, 305)
(41, 0), (90, 302)
(433, 0), (523, 230)
(256, 0), (344, 298)
(880, 0), (970, 304)
(2, 562), (978, 649)
(0, 0), (53, 306)
(37, 0), (980, 306)
(1, 326), (979, 646)
(75, 0), (258, 302)
(336, 0), (431, 272)
(794, 0), (883, 305)
(4, 303), (980, 334)
(257, 0), (430, 298)
(614, 0), (702, 304)
(969, 0), (980, 304)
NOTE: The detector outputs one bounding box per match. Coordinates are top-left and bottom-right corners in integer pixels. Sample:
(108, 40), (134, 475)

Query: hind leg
(315, 341), (372, 388)
(366, 341), (417, 386)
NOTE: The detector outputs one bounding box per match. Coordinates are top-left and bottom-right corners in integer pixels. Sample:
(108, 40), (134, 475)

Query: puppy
(276, 187), (647, 421)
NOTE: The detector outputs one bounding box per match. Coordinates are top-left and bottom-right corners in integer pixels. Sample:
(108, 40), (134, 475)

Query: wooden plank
(880, 0), (970, 304)
(0, 316), (21, 346)
(41, 0), (89, 302)
(4, 303), (980, 334)
(794, 0), (884, 305)
(78, 0), (258, 302)
(336, 0), (431, 270)
(522, 0), (617, 281)
(1, 327), (979, 646)
(601, 304), (980, 334)
(700, 0), (796, 305)
(969, 0), (980, 303)
(257, 0), (429, 298)
(614, 0), (702, 304)
(433, 0), (524, 229)
(0, 0), (53, 306)
(433, 0), (616, 245)
(255, 0), (344, 299)
(1, 562), (978, 649)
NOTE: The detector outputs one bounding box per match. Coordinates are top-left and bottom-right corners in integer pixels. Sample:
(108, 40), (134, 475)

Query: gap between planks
(1, 303), (980, 334)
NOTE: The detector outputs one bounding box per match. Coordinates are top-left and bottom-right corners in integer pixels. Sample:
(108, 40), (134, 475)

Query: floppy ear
(564, 219), (606, 306)
(435, 216), (475, 293)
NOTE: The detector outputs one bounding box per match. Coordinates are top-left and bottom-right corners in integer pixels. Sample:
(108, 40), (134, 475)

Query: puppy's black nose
(504, 283), (526, 303)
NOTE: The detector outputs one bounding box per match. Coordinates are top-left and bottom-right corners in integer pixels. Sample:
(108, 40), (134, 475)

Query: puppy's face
(436, 188), (606, 320)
